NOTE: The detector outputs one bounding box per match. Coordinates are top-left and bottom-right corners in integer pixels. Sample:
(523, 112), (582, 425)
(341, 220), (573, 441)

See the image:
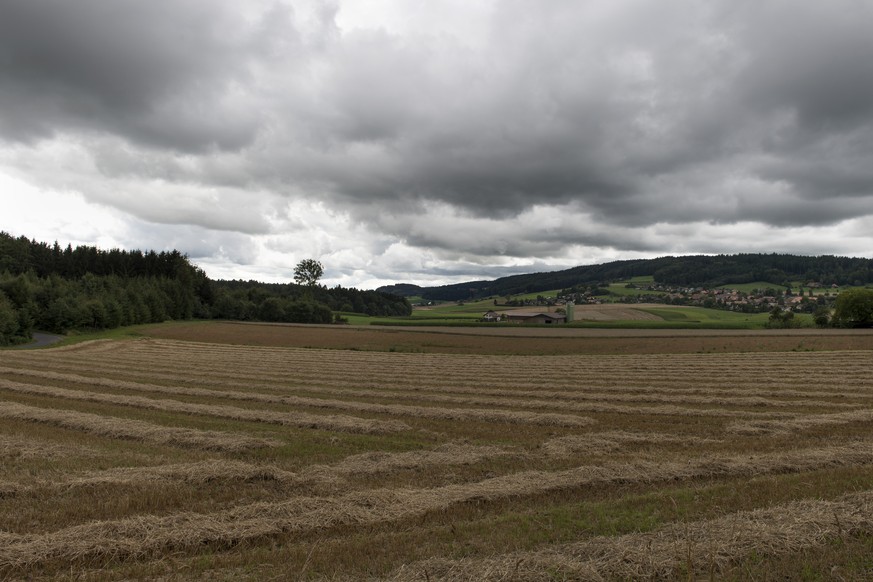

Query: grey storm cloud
(2, 0), (873, 278)
(0, 0), (278, 151)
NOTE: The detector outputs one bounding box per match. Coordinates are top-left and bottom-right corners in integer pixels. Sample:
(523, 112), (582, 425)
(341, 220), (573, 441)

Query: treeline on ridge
(406, 254), (873, 301)
(0, 232), (410, 346)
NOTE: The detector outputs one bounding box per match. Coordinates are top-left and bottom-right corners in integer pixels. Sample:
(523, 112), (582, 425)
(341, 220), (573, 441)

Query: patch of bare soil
(142, 321), (873, 355)
(570, 303), (664, 321)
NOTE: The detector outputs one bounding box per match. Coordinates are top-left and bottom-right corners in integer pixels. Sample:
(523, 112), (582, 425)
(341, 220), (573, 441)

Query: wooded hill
(0, 232), (410, 346)
(381, 254), (873, 302)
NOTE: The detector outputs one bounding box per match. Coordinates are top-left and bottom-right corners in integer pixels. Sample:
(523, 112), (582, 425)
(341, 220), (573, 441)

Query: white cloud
(0, 171), (128, 248)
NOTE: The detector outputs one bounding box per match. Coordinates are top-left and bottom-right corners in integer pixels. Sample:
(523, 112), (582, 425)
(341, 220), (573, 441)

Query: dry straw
(539, 431), (721, 458)
(6, 339), (873, 576)
(3, 442), (873, 569)
(0, 402), (278, 452)
(10, 358), (816, 426)
(309, 442), (518, 477)
(0, 433), (99, 460)
(0, 378), (410, 435)
(0, 442), (516, 499)
(390, 491), (873, 581)
(42, 353), (873, 406)
(14, 359), (869, 409)
(728, 408), (873, 436)
(68, 460), (296, 487)
(0, 461), (298, 498)
(0, 369), (593, 428)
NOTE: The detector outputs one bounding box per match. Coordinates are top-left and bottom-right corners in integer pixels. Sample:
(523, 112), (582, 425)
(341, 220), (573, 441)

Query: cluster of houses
(479, 282), (839, 323)
(627, 283), (837, 314)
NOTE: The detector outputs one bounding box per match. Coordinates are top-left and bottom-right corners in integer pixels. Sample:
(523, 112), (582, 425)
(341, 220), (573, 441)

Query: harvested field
(0, 401), (279, 453)
(393, 491), (873, 581)
(1, 329), (873, 580)
(0, 433), (101, 461)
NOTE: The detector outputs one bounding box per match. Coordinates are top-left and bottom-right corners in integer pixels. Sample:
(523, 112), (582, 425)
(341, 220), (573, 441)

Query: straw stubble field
(2, 328), (873, 580)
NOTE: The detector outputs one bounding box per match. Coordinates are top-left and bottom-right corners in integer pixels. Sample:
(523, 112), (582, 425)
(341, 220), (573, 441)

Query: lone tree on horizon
(293, 259), (324, 288)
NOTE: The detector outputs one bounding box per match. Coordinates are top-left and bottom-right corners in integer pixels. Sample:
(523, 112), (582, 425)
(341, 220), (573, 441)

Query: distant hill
(380, 254), (873, 302)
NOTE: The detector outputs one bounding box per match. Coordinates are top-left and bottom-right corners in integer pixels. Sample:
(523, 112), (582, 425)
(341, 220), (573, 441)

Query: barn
(502, 311), (567, 324)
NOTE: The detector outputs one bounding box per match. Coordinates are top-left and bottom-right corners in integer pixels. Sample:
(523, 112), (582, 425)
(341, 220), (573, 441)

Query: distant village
(567, 281), (837, 313)
(477, 281), (840, 322)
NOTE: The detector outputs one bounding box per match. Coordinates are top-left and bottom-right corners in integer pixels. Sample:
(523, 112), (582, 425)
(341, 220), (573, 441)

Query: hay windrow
(0, 433), (100, 460)
(0, 370), (595, 428)
(13, 363), (824, 430)
(309, 442), (519, 477)
(3, 442), (873, 569)
(727, 408), (873, 436)
(0, 443), (514, 498)
(540, 431), (722, 458)
(0, 402), (278, 452)
(0, 461), (298, 499)
(4, 364), (861, 414)
(5, 337), (873, 578)
(0, 378), (410, 435)
(390, 491), (873, 581)
(19, 346), (873, 395)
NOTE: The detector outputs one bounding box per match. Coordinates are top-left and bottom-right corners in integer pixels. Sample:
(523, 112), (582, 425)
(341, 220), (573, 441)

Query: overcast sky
(2, 1), (873, 288)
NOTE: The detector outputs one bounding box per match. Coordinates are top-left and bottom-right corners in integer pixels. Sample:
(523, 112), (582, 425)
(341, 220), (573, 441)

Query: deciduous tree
(832, 288), (873, 327)
(293, 259), (324, 287)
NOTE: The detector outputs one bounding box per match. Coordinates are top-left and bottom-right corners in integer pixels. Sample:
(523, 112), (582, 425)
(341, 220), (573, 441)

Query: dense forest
(0, 232), (410, 346)
(386, 254), (873, 301)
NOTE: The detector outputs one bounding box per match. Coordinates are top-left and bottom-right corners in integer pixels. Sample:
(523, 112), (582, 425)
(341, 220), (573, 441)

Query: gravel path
(11, 332), (65, 349)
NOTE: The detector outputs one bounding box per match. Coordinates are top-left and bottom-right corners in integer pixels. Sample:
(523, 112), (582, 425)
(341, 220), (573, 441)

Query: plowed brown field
(145, 320), (873, 354)
(2, 326), (873, 580)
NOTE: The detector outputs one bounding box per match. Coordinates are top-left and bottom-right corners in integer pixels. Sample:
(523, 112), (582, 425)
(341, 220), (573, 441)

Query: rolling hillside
(381, 254), (873, 301)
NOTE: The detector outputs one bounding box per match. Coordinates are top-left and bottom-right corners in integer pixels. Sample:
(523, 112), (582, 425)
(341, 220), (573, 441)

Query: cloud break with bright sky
(2, 0), (873, 288)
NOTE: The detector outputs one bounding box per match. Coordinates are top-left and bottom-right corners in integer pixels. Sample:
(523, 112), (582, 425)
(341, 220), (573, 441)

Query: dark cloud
(2, 0), (873, 286)
(263, 0), (873, 235)
(0, 0), (289, 151)
(735, 3), (873, 130)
